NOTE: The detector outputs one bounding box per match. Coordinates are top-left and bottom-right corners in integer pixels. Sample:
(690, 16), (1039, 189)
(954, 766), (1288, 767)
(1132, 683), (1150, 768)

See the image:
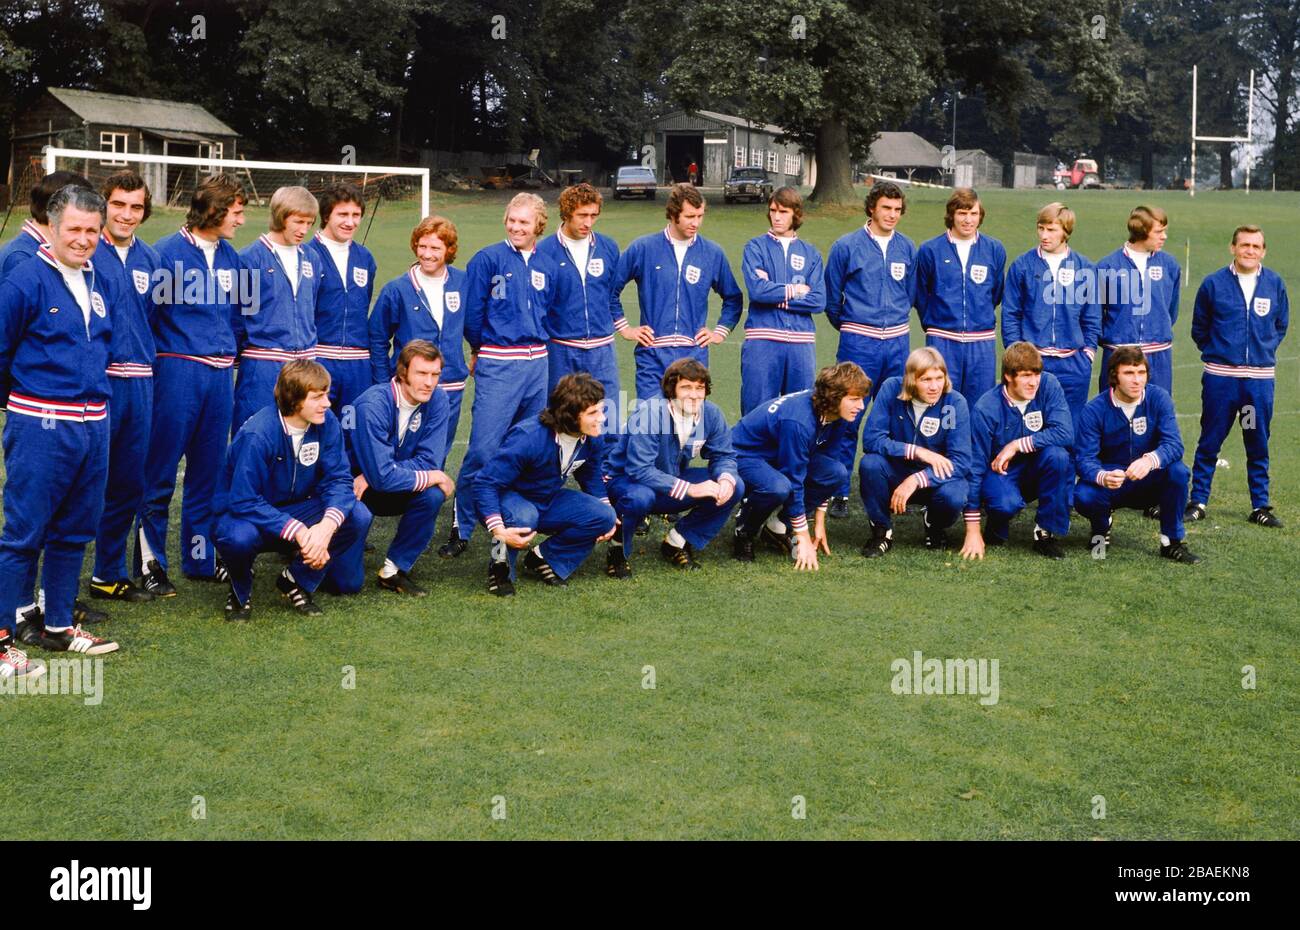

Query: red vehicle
(1054, 157), (1102, 190)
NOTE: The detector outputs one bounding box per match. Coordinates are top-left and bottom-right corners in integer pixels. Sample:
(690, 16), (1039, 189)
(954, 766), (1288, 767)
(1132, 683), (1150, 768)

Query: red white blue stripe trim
(477, 344), (548, 361)
(613, 317), (630, 332)
(670, 478), (690, 500)
(926, 327), (996, 343)
(281, 518), (307, 541)
(440, 380), (467, 392)
(484, 514), (505, 531)
(649, 334), (697, 349)
(840, 322), (910, 340)
(552, 334), (615, 349)
(322, 508), (346, 527)
(1101, 340), (1172, 353)
(106, 362), (154, 378)
(1204, 362), (1275, 379)
(913, 469), (930, 489)
(241, 346), (317, 362)
(744, 329), (817, 344)
(21, 219), (49, 245)
(6, 393), (107, 422)
(789, 513), (809, 533)
(313, 344), (369, 360)
(156, 352), (235, 369)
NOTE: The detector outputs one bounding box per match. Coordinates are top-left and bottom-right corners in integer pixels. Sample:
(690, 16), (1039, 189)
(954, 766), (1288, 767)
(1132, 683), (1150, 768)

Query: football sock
(378, 559), (399, 579)
(665, 528), (686, 549)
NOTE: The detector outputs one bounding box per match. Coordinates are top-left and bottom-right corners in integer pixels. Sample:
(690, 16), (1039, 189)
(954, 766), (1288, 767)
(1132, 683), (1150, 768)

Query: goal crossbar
(43, 147), (430, 217)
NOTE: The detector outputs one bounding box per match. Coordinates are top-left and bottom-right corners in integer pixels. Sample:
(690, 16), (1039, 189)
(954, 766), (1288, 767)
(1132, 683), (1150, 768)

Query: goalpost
(42, 147), (430, 236)
(1189, 65), (1256, 197)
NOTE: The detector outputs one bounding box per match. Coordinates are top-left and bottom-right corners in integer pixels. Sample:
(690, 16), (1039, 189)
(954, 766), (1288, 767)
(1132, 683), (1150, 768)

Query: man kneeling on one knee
(215, 360), (372, 621)
(960, 341), (1073, 560)
(1074, 346), (1200, 563)
(604, 358), (743, 576)
(859, 347), (972, 557)
(351, 339), (455, 597)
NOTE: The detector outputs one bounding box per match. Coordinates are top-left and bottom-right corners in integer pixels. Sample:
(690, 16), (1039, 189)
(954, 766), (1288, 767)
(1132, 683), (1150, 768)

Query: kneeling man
(351, 340), (455, 596)
(960, 342), (1073, 560)
(474, 373), (618, 597)
(1074, 346), (1200, 563)
(604, 358), (742, 576)
(730, 362), (870, 570)
(859, 347), (971, 557)
(215, 360), (372, 620)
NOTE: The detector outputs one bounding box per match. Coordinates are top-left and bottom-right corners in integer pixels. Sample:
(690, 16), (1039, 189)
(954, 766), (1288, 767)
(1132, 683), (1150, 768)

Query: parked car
(612, 166), (657, 200)
(724, 168), (774, 204)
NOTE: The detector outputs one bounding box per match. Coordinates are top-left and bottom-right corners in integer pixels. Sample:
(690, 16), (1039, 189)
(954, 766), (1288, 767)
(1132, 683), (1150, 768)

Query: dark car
(723, 168), (774, 204)
(612, 166), (657, 200)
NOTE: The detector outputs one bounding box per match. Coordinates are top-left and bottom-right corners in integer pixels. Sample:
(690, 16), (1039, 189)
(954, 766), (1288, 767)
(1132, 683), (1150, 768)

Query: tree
(630, 0), (942, 204)
(1243, 0), (1300, 187)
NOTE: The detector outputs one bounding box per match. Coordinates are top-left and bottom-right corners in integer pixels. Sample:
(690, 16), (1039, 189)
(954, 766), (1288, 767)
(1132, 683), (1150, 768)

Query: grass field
(2, 186), (1297, 839)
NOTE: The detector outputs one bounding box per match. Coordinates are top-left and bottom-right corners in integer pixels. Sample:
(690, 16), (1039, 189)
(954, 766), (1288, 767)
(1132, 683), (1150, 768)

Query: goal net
(36, 147), (429, 236)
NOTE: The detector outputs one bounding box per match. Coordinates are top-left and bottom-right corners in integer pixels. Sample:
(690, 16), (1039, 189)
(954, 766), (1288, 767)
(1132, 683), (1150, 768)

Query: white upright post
(1190, 66), (1198, 198)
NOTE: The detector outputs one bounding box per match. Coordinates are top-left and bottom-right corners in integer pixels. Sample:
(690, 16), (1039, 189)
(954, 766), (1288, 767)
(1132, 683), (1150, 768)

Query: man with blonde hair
(859, 347), (971, 556)
(443, 192), (559, 557)
(1001, 202), (1100, 423)
(232, 185), (320, 433)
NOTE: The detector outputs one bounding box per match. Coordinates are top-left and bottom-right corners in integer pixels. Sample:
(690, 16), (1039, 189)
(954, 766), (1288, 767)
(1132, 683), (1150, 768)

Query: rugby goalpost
(1189, 65), (1256, 197)
(43, 147), (431, 233)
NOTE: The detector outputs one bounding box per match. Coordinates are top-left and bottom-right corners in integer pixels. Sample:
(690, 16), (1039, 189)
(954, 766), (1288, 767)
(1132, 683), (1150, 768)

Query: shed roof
(48, 88), (239, 137)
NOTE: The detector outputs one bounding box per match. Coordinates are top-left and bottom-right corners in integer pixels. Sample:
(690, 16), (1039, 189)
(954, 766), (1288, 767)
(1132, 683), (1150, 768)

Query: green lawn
(2, 187), (1297, 839)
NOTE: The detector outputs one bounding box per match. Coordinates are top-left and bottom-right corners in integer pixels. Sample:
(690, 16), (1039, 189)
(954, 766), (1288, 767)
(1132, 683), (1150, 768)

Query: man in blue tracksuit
(215, 360), (372, 620)
(474, 372), (617, 597)
(824, 182), (916, 514)
(859, 347), (972, 557)
(737, 186), (825, 415)
(1001, 202), (1100, 424)
(1096, 205), (1181, 394)
(88, 173), (162, 605)
(611, 183), (743, 401)
(914, 188), (1006, 405)
(603, 358), (742, 576)
(232, 186), (319, 434)
(959, 342), (1073, 561)
(351, 340), (455, 597)
(537, 182), (629, 403)
(0, 170), (92, 281)
(731, 362), (871, 571)
(1187, 225), (1289, 528)
(137, 173), (246, 594)
(1074, 346), (1200, 563)
(444, 194), (559, 557)
(1, 186), (120, 657)
(303, 183), (377, 415)
(368, 215), (470, 466)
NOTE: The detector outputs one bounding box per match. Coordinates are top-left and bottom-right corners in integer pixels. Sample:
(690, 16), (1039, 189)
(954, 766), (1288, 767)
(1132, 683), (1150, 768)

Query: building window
(784, 154), (802, 177)
(767, 150), (778, 172)
(750, 148), (763, 168)
(735, 145), (746, 168)
(100, 131), (129, 166)
(198, 141), (223, 167)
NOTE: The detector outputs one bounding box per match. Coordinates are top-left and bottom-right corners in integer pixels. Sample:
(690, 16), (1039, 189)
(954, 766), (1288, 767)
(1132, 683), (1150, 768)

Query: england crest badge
(587, 258), (604, 277)
(790, 253), (805, 272)
(91, 292), (107, 318)
(300, 261), (313, 278)
(1132, 416), (1147, 436)
(217, 268), (233, 292)
(920, 416), (940, 437)
(1058, 266), (1075, 286)
(890, 261), (906, 282)
(132, 269), (150, 294)
(353, 267), (368, 287)
(685, 264), (702, 285)
(531, 269), (546, 291)
(1254, 297), (1271, 317)
(298, 441), (320, 466)
(970, 264), (988, 284)
(1023, 410), (1043, 432)
(1149, 265), (1163, 281)
(445, 291), (461, 312)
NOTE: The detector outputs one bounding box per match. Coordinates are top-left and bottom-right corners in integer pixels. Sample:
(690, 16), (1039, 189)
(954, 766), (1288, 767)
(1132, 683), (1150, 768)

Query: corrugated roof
(651, 109), (787, 137)
(868, 132), (942, 168)
(48, 88), (239, 137)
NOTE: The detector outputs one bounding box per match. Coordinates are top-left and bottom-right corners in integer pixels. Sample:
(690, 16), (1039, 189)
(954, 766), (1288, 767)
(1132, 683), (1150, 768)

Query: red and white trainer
(39, 625), (119, 655)
(1, 633), (45, 681)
